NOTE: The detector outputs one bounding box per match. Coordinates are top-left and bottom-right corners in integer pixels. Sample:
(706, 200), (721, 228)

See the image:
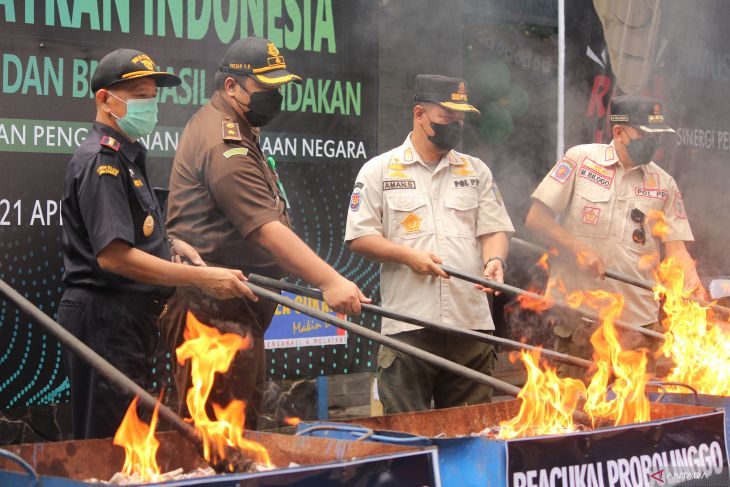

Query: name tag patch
(635, 187), (668, 199)
(383, 180), (416, 191)
(579, 166), (613, 189)
(453, 178), (480, 188)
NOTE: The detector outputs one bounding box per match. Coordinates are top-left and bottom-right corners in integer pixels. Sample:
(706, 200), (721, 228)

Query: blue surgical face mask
(108, 91), (158, 139)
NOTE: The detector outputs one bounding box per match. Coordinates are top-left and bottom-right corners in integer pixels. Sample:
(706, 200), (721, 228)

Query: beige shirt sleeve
(475, 160), (515, 237)
(345, 159), (384, 242)
(531, 147), (582, 215)
(662, 177), (694, 242)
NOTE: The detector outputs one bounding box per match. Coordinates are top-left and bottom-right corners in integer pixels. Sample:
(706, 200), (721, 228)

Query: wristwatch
(484, 256), (507, 272)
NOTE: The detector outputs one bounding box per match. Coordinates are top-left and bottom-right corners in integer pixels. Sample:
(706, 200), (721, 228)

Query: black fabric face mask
(235, 83), (283, 127)
(425, 114), (463, 150)
(626, 136), (660, 165)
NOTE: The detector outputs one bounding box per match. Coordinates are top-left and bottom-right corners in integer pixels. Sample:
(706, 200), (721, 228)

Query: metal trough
(299, 400), (729, 487)
(0, 429), (441, 486)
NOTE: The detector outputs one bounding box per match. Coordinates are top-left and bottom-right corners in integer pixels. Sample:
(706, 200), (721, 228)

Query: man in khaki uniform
(345, 75), (514, 413)
(163, 36), (368, 426)
(525, 95), (704, 379)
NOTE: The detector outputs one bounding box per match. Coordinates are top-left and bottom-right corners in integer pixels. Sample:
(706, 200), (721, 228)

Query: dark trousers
(57, 288), (162, 440)
(377, 329), (497, 414)
(159, 287), (276, 429)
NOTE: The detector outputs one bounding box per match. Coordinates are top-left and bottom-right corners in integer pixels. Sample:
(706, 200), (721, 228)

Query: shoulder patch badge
(100, 135), (120, 151)
(492, 184), (503, 205)
(222, 121), (242, 142)
(350, 188), (362, 211)
(550, 158), (576, 184)
(674, 191), (687, 219)
(223, 147), (249, 159)
(96, 165), (120, 177)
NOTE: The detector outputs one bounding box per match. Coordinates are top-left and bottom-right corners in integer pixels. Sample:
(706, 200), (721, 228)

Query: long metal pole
(248, 274), (594, 370)
(511, 237), (730, 320)
(439, 265), (667, 341)
(0, 279), (200, 446)
(245, 282), (521, 397)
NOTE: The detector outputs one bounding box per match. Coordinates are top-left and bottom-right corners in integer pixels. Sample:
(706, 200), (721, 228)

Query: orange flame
(568, 291), (650, 426)
(501, 287), (651, 437)
(283, 416), (301, 426)
(113, 396), (161, 482)
(536, 252), (551, 272)
(498, 349), (585, 439)
(176, 311), (271, 469)
(655, 258), (730, 396)
(647, 209), (670, 239)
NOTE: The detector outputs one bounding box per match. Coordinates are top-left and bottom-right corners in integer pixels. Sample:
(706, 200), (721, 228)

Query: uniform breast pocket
(131, 182), (157, 213)
(622, 199), (661, 254)
(385, 193), (433, 241)
(444, 192), (479, 238)
(571, 185), (612, 238)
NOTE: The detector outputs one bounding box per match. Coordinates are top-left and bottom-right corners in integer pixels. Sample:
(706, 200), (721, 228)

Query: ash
(88, 462), (296, 484)
(471, 424), (589, 439)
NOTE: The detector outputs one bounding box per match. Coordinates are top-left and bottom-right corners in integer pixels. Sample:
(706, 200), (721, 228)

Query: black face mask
(626, 136), (660, 165)
(234, 83), (283, 127)
(424, 114), (462, 150)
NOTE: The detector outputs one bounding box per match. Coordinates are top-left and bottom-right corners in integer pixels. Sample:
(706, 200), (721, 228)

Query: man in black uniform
(163, 37), (369, 426)
(59, 48), (256, 439)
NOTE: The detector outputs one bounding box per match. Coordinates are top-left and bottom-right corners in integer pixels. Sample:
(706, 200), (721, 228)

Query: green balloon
(474, 58), (511, 99)
(499, 84), (530, 118)
(480, 103), (514, 145)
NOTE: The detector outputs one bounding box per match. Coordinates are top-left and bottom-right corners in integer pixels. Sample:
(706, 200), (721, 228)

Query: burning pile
(107, 312), (272, 483)
(176, 311), (271, 471)
(498, 289), (651, 439)
(655, 258), (730, 396)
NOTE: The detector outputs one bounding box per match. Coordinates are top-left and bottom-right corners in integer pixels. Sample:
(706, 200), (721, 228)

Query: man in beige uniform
(526, 95), (703, 379)
(346, 75), (514, 413)
(163, 36), (368, 425)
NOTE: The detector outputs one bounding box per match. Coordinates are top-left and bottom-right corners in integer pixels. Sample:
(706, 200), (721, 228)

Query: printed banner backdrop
(507, 411), (729, 487)
(264, 292), (347, 350)
(0, 0), (379, 410)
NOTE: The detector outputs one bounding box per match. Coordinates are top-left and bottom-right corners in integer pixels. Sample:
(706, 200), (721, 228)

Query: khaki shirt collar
(403, 133), (459, 171)
(603, 138), (657, 176)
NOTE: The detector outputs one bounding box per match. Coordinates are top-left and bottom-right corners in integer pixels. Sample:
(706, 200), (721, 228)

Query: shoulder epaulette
(100, 135), (121, 151)
(222, 121), (242, 142)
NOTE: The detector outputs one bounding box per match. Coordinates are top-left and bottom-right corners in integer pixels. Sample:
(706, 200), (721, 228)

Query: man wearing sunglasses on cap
(525, 95), (704, 380)
(58, 48), (257, 439)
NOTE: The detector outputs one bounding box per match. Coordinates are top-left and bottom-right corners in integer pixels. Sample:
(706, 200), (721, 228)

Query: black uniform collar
(93, 121), (147, 165)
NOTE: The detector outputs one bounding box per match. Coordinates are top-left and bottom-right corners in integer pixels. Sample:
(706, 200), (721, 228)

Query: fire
(113, 396), (161, 482)
(502, 288), (651, 438)
(569, 291), (650, 426)
(647, 209), (670, 239)
(176, 311), (272, 469)
(655, 258), (730, 396)
(284, 416), (301, 426)
(498, 349), (585, 439)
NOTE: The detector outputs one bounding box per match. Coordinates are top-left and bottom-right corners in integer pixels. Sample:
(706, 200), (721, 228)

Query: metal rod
(245, 282), (522, 397)
(512, 237), (730, 320)
(439, 265), (667, 341)
(248, 274), (594, 370)
(0, 279), (201, 446)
